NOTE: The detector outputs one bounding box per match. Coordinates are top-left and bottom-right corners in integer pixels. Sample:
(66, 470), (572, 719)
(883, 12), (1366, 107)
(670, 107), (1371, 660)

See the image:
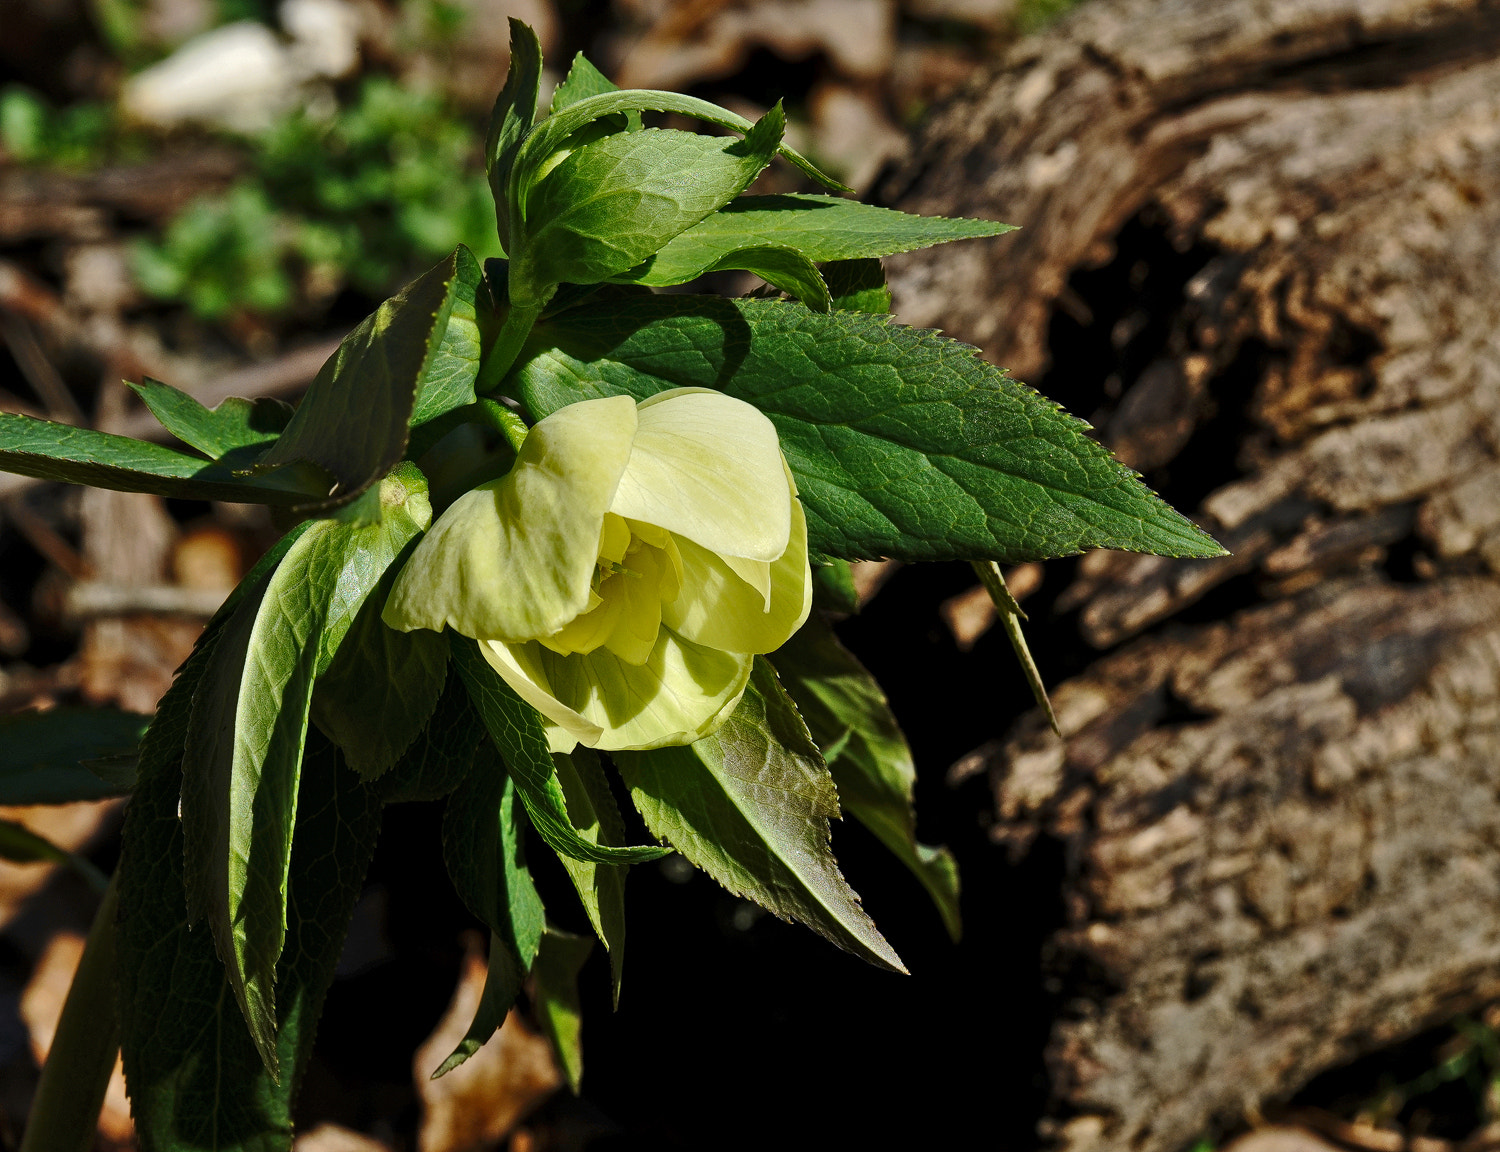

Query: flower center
(536, 513), (683, 665)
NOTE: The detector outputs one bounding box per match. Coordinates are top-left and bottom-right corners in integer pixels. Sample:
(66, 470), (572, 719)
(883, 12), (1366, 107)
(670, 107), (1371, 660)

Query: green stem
(21, 868), (121, 1152)
(475, 302), (544, 397)
(971, 560), (1059, 737)
(475, 398), (529, 454)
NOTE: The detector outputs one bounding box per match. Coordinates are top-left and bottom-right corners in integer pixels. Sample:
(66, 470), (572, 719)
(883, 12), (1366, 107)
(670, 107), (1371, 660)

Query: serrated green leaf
(823, 258), (891, 314)
(552, 749), (628, 1001)
(771, 615), (961, 941)
(377, 671), (487, 804)
(613, 659), (905, 972)
(451, 635), (672, 866)
(436, 752), (543, 1075)
(410, 245), (489, 428)
(0, 707), (147, 804)
(485, 18), (543, 252)
(181, 470), (431, 1076)
(129, 377), (292, 460)
(256, 250), (473, 513)
(510, 106), (786, 308)
(620, 194), (1014, 287)
(514, 296), (1226, 563)
(550, 53), (626, 117)
(704, 244), (831, 311)
(0, 412), (328, 504)
(311, 555), (449, 780)
(512, 90), (846, 206)
(119, 711), (382, 1152)
(533, 928), (593, 1093)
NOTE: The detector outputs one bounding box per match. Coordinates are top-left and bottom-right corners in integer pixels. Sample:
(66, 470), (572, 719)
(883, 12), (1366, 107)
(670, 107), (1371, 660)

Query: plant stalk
(20, 868), (121, 1152)
(475, 301), (544, 396)
(971, 559), (1060, 737)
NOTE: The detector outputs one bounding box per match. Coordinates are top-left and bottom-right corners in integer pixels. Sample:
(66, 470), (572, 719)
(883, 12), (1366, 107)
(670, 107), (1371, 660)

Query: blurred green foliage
(0, 87), (119, 169)
(1016, 0), (1085, 32)
(132, 77), (499, 321)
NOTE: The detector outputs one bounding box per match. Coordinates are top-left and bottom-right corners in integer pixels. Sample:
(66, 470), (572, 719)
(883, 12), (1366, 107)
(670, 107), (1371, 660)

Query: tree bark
(881, 2), (1500, 1150)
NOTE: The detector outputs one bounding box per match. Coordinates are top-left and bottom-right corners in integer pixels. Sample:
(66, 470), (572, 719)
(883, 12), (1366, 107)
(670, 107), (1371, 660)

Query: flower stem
(475, 301), (545, 396)
(971, 559), (1059, 737)
(20, 868), (120, 1152)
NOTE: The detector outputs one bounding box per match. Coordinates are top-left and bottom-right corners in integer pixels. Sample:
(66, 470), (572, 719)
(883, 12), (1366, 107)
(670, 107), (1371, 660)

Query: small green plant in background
(0, 20), (1223, 1150)
(133, 76), (500, 321)
(0, 87), (120, 169)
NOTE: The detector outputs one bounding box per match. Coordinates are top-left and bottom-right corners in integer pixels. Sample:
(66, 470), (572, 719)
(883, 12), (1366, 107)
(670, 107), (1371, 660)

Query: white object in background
(120, 21), (298, 132)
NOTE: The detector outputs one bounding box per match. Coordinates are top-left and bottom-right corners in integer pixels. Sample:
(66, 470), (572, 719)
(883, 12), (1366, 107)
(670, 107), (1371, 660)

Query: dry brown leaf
(295, 1122), (394, 1152)
(414, 935), (561, 1152)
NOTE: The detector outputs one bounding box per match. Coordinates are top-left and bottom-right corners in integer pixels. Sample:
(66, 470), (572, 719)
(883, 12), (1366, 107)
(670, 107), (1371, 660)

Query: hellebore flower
(383, 389), (812, 752)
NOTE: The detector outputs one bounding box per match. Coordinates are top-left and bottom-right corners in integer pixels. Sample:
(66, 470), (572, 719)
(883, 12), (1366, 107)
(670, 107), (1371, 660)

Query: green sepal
(771, 615), (961, 941)
(533, 927), (594, 1093)
(451, 635), (673, 866)
(515, 296), (1226, 564)
(0, 707), (148, 804)
(130, 377), (293, 460)
(613, 659), (905, 973)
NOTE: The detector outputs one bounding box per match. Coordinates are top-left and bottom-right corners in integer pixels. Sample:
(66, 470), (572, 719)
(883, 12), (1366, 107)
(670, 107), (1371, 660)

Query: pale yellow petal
(662, 493), (812, 654)
(610, 388), (790, 562)
(479, 638), (602, 753)
(384, 396), (638, 640)
(484, 628), (751, 751)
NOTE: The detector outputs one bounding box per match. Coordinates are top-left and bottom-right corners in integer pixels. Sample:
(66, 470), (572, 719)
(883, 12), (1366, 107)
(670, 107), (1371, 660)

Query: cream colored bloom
(384, 389), (812, 753)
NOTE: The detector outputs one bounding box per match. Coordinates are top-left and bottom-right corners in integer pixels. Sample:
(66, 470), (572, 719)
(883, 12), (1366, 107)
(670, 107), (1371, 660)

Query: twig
(64, 581), (227, 619)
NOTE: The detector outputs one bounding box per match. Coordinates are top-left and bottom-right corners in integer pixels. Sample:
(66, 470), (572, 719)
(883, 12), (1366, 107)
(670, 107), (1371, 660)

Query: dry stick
(970, 559), (1060, 737)
(0, 312), (87, 426)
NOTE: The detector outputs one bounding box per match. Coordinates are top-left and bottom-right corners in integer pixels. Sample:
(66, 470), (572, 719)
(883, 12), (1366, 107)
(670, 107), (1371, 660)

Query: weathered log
(881, 1), (1500, 1150)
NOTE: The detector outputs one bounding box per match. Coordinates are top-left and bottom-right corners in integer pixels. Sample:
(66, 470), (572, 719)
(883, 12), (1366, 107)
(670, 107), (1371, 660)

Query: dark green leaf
(129, 377), (292, 459)
(510, 106), (786, 308)
(0, 412), (327, 504)
(119, 621), (381, 1150)
(552, 749), (627, 1000)
(515, 296), (1226, 562)
(436, 752), (543, 1074)
(257, 251), (472, 513)
(533, 928), (594, 1093)
(772, 616), (961, 941)
(622, 195), (1014, 287)
(613, 659), (905, 972)
(431, 931), (527, 1079)
(377, 671), (487, 804)
(811, 561), (859, 615)
(451, 636), (672, 866)
(823, 258), (891, 314)
(311, 554), (449, 780)
(0, 707), (147, 804)
(485, 18), (543, 252)
(0, 817), (108, 892)
(182, 469), (431, 1075)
